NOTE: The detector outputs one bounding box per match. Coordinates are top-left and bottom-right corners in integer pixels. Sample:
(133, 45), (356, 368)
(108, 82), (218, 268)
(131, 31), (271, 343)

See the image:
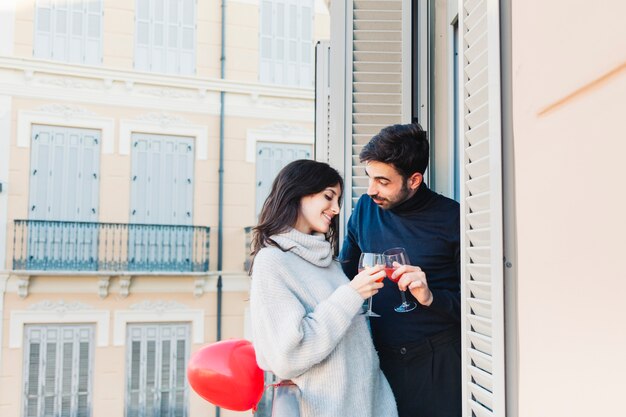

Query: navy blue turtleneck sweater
(340, 184), (460, 348)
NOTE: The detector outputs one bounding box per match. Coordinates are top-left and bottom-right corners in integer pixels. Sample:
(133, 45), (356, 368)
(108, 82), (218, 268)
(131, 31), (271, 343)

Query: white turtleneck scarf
(250, 228), (398, 417)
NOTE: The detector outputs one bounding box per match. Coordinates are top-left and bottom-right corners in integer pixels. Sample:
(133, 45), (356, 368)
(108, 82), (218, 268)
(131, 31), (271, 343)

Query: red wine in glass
(385, 267), (399, 282)
(383, 247), (417, 313)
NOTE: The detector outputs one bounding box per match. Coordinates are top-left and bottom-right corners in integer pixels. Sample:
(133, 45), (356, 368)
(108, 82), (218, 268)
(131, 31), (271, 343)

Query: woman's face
(294, 184), (342, 235)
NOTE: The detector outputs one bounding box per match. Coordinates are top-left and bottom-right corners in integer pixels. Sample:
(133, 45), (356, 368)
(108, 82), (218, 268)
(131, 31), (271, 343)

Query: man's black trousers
(377, 327), (462, 417)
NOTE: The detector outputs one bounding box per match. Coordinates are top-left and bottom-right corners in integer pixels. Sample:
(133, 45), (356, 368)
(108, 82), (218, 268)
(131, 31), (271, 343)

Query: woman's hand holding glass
(352, 254), (386, 317)
(349, 265), (385, 299)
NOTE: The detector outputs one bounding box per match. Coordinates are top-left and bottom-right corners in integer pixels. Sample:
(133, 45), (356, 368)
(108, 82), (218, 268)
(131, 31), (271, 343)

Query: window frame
(22, 324), (95, 417)
(33, 0), (103, 65)
(259, 0), (314, 87)
(134, 0), (197, 75)
(125, 322), (191, 417)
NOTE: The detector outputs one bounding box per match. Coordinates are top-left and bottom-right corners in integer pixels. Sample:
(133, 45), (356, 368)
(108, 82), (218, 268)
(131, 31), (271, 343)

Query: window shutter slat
(134, 0), (195, 74)
(23, 325), (93, 417)
(259, 0), (313, 87)
(460, 1), (506, 416)
(349, 0), (403, 207)
(34, 0), (101, 64)
(127, 323), (190, 417)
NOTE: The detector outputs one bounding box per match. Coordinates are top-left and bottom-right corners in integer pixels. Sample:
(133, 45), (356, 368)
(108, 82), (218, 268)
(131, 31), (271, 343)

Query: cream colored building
(326, 0), (626, 416)
(0, 1), (329, 416)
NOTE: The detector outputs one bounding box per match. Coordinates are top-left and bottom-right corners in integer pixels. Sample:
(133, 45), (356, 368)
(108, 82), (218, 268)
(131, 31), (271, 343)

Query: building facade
(0, 1), (330, 417)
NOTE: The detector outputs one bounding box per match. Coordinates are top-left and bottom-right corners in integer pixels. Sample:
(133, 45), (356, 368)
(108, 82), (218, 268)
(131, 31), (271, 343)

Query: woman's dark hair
(249, 159), (344, 272)
(359, 122), (429, 180)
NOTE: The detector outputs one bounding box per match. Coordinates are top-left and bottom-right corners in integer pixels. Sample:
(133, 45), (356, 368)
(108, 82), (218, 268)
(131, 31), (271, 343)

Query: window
(129, 133), (194, 226)
(27, 125), (101, 270)
(126, 323), (190, 417)
(128, 133), (195, 271)
(259, 0), (313, 87)
(255, 141), (312, 216)
(34, 0), (103, 65)
(135, 0), (196, 75)
(22, 324), (94, 417)
(29, 125), (101, 222)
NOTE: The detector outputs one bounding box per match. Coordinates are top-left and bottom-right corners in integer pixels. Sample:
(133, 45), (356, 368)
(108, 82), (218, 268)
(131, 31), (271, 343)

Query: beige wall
(512, 1), (626, 415)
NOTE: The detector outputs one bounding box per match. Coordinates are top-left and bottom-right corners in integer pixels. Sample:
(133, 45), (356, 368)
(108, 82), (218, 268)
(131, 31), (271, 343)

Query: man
(340, 123), (460, 417)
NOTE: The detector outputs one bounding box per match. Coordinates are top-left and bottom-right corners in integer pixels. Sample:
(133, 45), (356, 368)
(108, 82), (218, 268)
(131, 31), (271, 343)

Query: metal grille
(12, 220), (210, 272)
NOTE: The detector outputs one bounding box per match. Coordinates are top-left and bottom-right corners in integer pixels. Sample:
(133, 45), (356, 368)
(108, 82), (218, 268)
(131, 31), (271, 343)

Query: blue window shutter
(85, 0), (103, 65)
(131, 134), (194, 225)
(29, 125), (100, 222)
(130, 135), (150, 223)
(29, 127), (51, 220)
(259, 0), (273, 83)
(259, 0), (312, 87)
(135, 0), (151, 71)
(299, 3), (313, 86)
(180, 0), (196, 75)
(51, 1), (70, 61)
(126, 323), (190, 417)
(154, 0), (168, 73)
(34, 1), (53, 59)
(34, 0), (102, 64)
(255, 142), (312, 216)
(68, 1), (84, 63)
(23, 325), (94, 417)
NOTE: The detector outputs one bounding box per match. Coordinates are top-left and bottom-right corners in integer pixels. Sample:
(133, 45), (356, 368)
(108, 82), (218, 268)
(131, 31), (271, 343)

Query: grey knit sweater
(250, 228), (398, 417)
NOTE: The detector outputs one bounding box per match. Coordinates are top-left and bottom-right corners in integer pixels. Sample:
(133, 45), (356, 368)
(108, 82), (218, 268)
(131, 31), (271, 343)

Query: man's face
(364, 161), (421, 210)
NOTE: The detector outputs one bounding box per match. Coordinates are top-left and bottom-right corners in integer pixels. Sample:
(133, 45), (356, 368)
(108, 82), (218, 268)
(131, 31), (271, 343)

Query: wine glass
(383, 247), (417, 313)
(358, 252), (385, 317)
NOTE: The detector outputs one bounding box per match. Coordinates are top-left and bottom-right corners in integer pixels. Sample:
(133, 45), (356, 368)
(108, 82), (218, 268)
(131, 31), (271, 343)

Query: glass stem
(400, 290), (408, 306)
(368, 296), (374, 312)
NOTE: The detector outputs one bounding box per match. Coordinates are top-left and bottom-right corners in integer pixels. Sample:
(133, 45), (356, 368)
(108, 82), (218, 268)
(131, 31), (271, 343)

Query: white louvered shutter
(255, 142), (312, 216)
(315, 40), (331, 163)
(51, 0), (70, 61)
(34, 0), (53, 59)
(135, 0), (150, 71)
(154, 0), (167, 73)
(459, 0), (505, 416)
(85, 0), (103, 65)
(166, 0), (178, 74)
(299, 2), (313, 86)
(180, 0), (196, 75)
(130, 133), (194, 225)
(34, 0), (102, 65)
(23, 325), (93, 417)
(126, 324), (190, 417)
(259, 0), (312, 87)
(349, 0), (403, 209)
(29, 125), (101, 222)
(69, 1), (84, 63)
(135, 0), (195, 74)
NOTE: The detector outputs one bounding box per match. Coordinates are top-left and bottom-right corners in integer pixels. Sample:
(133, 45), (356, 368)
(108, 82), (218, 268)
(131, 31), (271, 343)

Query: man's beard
(370, 181), (411, 210)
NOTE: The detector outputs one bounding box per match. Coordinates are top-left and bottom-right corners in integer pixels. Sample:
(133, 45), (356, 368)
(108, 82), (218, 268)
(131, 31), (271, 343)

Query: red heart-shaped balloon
(187, 339), (264, 411)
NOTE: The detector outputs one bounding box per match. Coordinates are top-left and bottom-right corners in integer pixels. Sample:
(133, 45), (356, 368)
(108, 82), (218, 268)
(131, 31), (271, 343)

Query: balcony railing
(12, 220), (210, 273)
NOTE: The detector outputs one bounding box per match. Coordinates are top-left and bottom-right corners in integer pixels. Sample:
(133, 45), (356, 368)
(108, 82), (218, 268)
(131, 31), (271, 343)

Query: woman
(249, 159), (398, 417)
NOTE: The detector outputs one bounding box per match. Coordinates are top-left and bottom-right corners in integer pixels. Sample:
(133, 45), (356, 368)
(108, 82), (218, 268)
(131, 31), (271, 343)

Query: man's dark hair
(359, 122), (429, 179)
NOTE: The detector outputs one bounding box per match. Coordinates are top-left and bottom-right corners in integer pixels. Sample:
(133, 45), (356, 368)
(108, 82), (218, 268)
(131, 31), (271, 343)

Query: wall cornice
(0, 57), (314, 120)
(0, 56), (313, 99)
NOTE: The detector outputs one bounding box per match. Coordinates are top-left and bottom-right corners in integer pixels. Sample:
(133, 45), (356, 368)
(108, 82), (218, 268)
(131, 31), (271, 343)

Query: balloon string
(267, 380), (296, 388)
(253, 380), (297, 414)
